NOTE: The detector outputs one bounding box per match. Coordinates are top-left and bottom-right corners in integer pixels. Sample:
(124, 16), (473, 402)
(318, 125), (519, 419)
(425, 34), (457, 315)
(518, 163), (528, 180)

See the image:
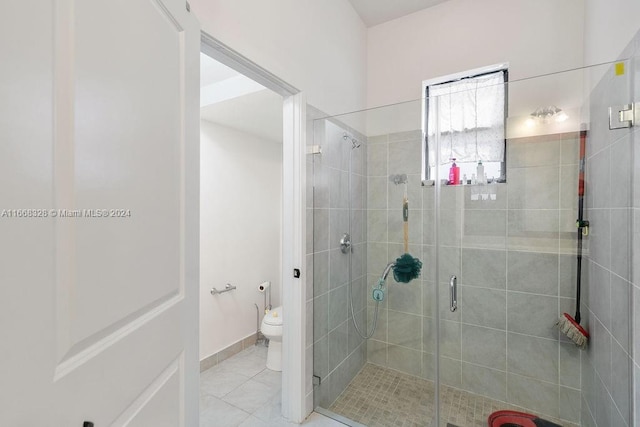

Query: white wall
(190, 0), (368, 116)
(584, 0), (640, 65)
(366, 0), (585, 108)
(199, 120), (282, 360)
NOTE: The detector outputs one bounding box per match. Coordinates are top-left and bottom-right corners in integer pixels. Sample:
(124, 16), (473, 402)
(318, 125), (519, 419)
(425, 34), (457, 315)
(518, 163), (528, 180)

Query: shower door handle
(449, 275), (457, 312)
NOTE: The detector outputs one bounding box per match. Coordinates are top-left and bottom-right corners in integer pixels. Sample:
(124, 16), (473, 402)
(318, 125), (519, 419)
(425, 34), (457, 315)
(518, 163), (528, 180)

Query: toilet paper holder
(258, 281), (272, 312)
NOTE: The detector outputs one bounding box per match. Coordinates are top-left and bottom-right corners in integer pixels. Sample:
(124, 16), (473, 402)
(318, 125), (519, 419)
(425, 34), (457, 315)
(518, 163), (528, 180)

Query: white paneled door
(0, 1), (200, 426)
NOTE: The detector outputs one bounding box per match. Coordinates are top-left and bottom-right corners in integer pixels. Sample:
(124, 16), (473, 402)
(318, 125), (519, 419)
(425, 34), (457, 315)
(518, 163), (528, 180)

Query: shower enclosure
(310, 54), (637, 426)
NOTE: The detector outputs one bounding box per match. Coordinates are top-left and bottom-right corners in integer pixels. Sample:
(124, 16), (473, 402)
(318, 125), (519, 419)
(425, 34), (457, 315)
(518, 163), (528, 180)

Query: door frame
(200, 32), (308, 423)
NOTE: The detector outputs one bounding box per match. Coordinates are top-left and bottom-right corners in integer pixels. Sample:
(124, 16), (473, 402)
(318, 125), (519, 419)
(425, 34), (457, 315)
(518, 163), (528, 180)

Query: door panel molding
(54, 291), (182, 380)
(109, 353), (184, 427)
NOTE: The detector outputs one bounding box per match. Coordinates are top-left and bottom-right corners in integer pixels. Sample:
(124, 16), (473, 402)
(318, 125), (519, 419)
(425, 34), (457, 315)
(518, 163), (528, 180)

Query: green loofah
(393, 253), (423, 283)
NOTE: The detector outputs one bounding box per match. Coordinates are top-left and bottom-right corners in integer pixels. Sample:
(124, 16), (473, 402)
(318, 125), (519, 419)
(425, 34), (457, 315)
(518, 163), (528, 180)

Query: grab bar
(450, 275), (457, 312)
(211, 283), (237, 295)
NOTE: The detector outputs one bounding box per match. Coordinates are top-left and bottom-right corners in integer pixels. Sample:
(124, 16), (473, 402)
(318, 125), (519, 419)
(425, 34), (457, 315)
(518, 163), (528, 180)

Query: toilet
(260, 306), (283, 371)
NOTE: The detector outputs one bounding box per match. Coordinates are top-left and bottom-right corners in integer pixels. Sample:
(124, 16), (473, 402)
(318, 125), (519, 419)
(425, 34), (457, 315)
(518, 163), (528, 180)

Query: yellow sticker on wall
(615, 62), (625, 75)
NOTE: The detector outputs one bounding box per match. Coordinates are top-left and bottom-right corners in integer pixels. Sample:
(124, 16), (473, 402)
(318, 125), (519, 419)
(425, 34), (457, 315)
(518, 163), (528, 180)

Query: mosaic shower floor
(328, 364), (578, 427)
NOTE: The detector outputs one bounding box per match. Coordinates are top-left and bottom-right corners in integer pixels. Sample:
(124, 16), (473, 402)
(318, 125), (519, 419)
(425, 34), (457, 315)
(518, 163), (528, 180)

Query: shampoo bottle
(476, 160), (485, 184)
(449, 158), (460, 185)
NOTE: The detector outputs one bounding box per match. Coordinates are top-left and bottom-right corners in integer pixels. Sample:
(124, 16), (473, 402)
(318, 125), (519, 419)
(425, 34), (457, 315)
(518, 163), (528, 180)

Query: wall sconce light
(528, 106), (569, 126)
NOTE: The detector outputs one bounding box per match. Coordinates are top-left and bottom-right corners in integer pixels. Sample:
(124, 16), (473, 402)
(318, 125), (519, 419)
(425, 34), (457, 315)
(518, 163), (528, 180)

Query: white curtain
(427, 71), (505, 166)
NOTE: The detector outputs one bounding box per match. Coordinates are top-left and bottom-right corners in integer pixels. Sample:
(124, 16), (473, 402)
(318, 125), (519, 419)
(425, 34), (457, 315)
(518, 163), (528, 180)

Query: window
(423, 65), (508, 183)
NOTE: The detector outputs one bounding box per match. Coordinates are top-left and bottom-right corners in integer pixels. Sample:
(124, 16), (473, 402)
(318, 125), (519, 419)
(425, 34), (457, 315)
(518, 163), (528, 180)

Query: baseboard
(200, 332), (259, 372)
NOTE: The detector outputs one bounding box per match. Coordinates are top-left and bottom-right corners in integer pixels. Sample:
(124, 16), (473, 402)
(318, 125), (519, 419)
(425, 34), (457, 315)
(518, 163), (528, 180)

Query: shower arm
(381, 262), (396, 282)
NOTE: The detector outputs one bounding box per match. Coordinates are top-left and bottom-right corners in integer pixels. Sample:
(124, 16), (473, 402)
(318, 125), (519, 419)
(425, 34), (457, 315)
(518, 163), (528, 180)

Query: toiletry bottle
(449, 158), (460, 185)
(476, 160), (484, 184)
(462, 174), (467, 185)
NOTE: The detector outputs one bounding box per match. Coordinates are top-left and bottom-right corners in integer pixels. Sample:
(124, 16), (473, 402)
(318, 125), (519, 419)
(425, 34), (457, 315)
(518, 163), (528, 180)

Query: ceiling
(200, 89), (283, 144)
(200, 53), (283, 143)
(348, 0), (451, 27)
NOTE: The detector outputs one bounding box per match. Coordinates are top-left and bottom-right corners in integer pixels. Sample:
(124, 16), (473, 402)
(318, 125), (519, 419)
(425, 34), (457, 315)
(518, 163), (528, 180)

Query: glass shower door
(434, 59), (635, 427)
(311, 56), (636, 427)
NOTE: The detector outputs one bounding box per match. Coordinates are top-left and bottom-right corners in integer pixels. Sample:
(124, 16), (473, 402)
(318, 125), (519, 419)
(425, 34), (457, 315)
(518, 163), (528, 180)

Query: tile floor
(328, 364), (579, 427)
(200, 344), (346, 426)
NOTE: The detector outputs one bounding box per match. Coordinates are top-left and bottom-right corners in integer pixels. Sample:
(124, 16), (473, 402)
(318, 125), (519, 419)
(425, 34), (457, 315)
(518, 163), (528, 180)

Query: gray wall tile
(507, 210), (560, 253)
(559, 386), (581, 424)
(388, 279), (422, 315)
(462, 209), (507, 249)
(387, 310), (422, 350)
(559, 133), (579, 165)
(329, 285), (349, 331)
(611, 208), (630, 280)
(508, 251), (558, 295)
(460, 248), (506, 289)
(368, 306), (387, 342)
(592, 318), (611, 392)
(329, 249), (348, 289)
(588, 262), (611, 329)
(507, 333), (558, 383)
(367, 339), (387, 367)
(461, 325), (506, 370)
(387, 345), (422, 377)
(508, 166), (560, 210)
(611, 340), (630, 426)
(559, 254), (577, 298)
(587, 148), (610, 209)
(507, 137), (560, 168)
(367, 209), (387, 242)
(314, 293), (329, 339)
(330, 168), (349, 209)
(440, 356), (462, 388)
(460, 286), (506, 330)
(388, 140), (422, 175)
(507, 373), (559, 418)
(507, 292), (558, 339)
(422, 352), (435, 380)
(314, 209), (329, 252)
(367, 143), (387, 177)
(559, 342), (581, 389)
(610, 135), (631, 208)
(462, 363), (507, 401)
(367, 176), (388, 209)
(610, 275), (630, 352)
(313, 251), (329, 297)
(313, 334), (329, 379)
(439, 319), (461, 359)
(328, 321), (348, 373)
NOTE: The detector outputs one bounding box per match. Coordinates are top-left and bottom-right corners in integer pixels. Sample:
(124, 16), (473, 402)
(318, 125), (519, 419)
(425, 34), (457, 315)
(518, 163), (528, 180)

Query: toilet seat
(263, 306), (283, 326)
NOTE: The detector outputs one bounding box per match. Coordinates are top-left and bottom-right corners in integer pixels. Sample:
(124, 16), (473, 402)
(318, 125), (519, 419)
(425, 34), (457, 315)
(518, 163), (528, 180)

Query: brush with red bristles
(556, 129), (589, 349)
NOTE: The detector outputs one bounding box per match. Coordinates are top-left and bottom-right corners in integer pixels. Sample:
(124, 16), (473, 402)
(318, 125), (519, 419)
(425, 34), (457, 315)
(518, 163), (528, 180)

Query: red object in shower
(487, 410), (537, 427)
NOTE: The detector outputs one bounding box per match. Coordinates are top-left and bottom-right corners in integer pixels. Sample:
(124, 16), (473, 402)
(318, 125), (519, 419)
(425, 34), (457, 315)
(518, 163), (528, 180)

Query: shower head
(389, 174), (408, 185)
(343, 132), (360, 149)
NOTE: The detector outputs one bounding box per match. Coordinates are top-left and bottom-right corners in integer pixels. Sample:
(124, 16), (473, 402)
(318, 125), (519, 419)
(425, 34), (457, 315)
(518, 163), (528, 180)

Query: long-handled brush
(393, 184), (422, 283)
(556, 130), (589, 349)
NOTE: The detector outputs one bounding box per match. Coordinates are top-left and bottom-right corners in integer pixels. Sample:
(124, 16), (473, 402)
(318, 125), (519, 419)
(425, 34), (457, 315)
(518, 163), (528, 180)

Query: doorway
(198, 33), (308, 424)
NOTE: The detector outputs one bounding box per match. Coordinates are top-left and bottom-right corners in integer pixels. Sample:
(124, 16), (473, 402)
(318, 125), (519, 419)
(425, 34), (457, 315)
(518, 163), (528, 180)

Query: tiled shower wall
(365, 130), (583, 424)
(580, 35), (638, 427)
(311, 120), (368, 408)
